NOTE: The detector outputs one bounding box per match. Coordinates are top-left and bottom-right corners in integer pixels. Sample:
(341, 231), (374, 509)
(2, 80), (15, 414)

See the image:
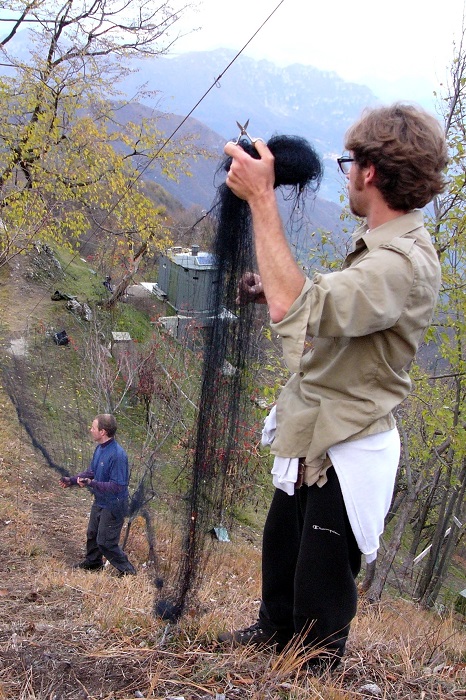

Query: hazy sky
(174, 0), (465, 108)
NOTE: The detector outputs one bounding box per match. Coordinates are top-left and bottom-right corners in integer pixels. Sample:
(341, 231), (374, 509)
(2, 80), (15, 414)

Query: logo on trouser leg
(312, 525), (341, 536)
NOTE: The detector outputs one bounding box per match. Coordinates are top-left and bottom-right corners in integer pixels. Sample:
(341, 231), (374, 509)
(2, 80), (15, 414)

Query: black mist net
(155, 133), (323, 622)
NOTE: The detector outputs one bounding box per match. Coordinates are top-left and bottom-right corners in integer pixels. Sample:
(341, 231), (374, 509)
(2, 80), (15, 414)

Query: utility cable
(130, 0), (286, 181)
(22, 0), (287, 321)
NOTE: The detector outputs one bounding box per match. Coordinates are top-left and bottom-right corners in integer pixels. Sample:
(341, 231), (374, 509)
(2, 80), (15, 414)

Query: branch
(0, 1), (43, 46)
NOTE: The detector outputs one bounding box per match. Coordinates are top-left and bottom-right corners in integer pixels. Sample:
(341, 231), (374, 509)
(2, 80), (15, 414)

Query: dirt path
(0, 366), (157, 699)
(0, 257), (52, 335)
(0, 259), (155, 698)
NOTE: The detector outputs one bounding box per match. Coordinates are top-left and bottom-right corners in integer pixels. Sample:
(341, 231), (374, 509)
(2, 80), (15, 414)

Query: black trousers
(85, 502), (135, 574)
(258, 466), (361, 659)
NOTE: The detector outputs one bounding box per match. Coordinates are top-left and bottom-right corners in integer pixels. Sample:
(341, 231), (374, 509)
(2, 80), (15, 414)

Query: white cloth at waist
(261, 405), (400, 563)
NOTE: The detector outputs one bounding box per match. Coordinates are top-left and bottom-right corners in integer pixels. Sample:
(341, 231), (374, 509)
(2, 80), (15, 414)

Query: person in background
(218, 103), (447, 671)
(60, 413), (136, 577)
(103, 275), (113, 292)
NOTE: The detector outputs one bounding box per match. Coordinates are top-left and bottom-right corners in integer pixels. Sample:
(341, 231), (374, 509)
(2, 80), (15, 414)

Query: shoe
(72, 561), (104, 571)
(217, 622), (277, 647)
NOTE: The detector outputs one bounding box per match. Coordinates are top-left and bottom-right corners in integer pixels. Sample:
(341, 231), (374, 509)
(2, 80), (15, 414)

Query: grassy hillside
(0, 252), (465, 699)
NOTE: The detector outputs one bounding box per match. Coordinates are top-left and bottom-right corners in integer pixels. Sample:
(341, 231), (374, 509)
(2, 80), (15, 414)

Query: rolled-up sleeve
(270, 278), (313, 372)
(271, 247), (415, 373)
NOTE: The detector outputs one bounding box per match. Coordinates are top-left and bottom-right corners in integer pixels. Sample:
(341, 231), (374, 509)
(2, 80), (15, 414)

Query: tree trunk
(406, 463), (442, 561)
(122, 507), (157, 564)
(415, 450), (455, 602)
(104, 241), (148, 309)
(419, 458), (466, 608)
(385, 485), (406, 524)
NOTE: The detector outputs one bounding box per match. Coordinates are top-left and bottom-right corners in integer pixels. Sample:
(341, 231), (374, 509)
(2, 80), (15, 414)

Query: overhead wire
(1, 0), (292, 540)
(20, 0), (287, 322)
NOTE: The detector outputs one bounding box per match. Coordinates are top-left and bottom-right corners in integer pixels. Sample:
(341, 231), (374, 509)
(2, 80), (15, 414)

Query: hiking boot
(217, 622), (276, 647)
(73, 560), (104, 571)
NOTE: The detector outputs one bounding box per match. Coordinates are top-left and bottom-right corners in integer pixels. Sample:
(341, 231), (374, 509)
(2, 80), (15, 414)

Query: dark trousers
(258, 466), (361, 659)
(85, 502), (135, 574)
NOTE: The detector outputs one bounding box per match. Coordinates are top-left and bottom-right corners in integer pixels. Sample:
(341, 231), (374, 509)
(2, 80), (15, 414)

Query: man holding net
(218, 104), (447, 670)
(60, 413), (136, 577)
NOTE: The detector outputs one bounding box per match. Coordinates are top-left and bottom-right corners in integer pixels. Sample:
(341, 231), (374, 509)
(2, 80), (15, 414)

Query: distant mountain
(119, 48), (380, 202)
(109, 101), (346, 244)
(106, 102), (226, 209)
(0, 40), (363, 237)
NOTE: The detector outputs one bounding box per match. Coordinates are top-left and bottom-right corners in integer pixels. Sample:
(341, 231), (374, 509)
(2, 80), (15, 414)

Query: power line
(99, 0), (286, 212)
(134, 0), (286, 174)
(20, 0), (287, 320)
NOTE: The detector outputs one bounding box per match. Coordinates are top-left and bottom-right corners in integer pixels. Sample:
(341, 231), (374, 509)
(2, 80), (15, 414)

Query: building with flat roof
(157, 245), (218, 315)
(157, 245), (231, 348)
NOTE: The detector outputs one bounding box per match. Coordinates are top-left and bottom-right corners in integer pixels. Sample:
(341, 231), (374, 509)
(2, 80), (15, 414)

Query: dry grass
(0, 385), (464, 700)
(0, 265), (465, 699)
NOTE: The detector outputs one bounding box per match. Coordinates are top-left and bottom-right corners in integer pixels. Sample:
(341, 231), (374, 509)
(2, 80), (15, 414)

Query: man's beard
(349, 199), (365, 218)
(349, 170), (366, 218)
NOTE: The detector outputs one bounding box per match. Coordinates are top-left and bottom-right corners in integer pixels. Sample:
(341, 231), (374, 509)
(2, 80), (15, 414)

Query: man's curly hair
(345, 103), (448, 211)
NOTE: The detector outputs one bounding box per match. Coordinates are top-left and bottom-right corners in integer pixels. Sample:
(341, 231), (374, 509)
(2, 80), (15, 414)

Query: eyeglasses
(337, 155), (355, 175)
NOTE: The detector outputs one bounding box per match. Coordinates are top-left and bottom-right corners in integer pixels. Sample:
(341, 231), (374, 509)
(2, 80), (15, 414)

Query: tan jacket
(270, 210), (441, 466)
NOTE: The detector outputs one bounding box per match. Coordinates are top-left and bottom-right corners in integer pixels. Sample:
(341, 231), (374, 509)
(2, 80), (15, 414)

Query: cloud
(174, 0), (464, 99)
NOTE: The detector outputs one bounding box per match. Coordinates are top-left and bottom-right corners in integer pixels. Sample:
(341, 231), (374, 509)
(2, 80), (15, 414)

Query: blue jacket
(76, 439), (129, 514)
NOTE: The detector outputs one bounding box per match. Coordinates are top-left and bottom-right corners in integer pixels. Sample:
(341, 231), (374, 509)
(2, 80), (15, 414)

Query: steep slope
(0, 256), (464, 700)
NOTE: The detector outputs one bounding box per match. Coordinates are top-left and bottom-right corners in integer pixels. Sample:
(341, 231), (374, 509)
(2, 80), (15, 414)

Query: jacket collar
(353, 210), (424, 252)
